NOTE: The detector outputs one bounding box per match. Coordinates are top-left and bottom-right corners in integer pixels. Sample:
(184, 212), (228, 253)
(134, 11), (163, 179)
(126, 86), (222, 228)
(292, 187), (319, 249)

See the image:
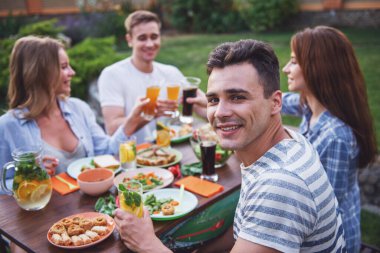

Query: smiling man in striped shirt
(204, 39), (346, 252)
(113, 39), (346, 253)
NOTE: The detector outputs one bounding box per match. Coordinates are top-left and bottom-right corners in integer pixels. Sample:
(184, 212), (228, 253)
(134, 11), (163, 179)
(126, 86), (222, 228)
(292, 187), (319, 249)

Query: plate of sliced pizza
(136, 146), (182, 168)
(47, 212), (115, 249)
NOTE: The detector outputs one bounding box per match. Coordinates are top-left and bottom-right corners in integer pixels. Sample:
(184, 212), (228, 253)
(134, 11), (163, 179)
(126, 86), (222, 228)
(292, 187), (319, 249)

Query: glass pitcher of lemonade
(1, 146), (52, 211)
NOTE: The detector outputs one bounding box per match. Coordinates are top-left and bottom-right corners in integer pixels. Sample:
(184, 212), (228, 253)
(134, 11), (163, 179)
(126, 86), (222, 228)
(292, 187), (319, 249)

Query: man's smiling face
(206, 62), (274, 151)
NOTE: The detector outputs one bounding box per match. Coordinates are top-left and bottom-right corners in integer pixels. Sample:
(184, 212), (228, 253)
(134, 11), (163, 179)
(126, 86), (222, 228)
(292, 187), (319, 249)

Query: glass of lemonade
(119, 135), (137, 170)
(118, 182), (143, 218)
(1, 146), (52, 211)
(141, 84), (161, 121)
(166, 82), (180, 118)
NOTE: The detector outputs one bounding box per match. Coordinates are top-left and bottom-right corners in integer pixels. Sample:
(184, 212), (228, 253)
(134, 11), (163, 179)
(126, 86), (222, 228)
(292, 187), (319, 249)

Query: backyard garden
(0, 0), (379, 249)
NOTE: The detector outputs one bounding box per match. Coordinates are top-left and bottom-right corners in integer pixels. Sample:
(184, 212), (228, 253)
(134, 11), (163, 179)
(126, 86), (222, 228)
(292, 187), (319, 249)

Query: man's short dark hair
(207, 39), (280, 98)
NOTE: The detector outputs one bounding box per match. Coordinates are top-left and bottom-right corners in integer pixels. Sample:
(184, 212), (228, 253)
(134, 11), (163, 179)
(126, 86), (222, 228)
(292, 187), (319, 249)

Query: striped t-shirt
(233, 129), (346, 252)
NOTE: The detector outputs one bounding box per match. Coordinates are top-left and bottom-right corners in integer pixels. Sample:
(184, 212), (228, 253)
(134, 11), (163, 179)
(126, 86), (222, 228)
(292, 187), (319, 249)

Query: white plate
(47, 212), (115, 249)
(67, 157), (118, 179)
(148, 125), (192, 144)
(136, 148), (182, 168)
(67, 157), (95, 179)
(143, 188), (198, 221)
(113, 167), (174, 192)
(169, 124), (193, 144)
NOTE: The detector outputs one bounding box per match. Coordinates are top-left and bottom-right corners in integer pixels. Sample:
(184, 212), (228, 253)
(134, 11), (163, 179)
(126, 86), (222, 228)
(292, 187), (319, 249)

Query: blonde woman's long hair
(8, 36), (63, 119)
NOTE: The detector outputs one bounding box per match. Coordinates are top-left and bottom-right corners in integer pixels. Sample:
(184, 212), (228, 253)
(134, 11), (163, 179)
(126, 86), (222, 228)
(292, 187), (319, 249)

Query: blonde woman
(0, 36), (149, 176)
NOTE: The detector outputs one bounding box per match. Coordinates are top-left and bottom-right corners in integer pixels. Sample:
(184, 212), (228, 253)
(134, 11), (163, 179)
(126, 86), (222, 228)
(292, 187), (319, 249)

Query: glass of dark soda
(180, 76), (201, 124)
(200, 140), (218, 182)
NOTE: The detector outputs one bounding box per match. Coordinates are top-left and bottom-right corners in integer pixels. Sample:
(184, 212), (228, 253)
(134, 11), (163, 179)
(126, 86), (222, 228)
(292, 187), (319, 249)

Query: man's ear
(271, 90), (282, 115)
(126, 34), (132, 47)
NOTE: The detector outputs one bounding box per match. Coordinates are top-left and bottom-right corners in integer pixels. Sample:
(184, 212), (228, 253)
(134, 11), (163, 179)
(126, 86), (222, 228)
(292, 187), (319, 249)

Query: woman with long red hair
(282, 26), (377, 253)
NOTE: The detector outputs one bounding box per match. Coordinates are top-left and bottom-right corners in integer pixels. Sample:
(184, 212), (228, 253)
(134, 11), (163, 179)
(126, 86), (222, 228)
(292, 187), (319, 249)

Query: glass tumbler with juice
(142, 85), (161, 121)
(119, 136), (137, 170)
(166, 83), (180, 118)
(118, 182), (143, 218)
(1, 146), (52, 211)
(180, 77), (201, 124)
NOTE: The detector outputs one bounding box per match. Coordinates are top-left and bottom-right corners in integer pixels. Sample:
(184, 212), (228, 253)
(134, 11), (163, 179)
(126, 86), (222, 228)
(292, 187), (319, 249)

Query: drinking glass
(1, 145), (52, 211)
(141, 84), (161, 121)
(198, 130), (218, 182)
(166, 82), (181, 118)
(119, 136), (137, 170)
(180, 76), (201, 124)
(118, 182), (143, 218)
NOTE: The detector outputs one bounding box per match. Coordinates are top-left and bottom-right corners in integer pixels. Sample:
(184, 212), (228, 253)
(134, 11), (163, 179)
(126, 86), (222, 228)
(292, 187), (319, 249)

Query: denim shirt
(0, 97), (127, 178)
(282, 92), (360, 253)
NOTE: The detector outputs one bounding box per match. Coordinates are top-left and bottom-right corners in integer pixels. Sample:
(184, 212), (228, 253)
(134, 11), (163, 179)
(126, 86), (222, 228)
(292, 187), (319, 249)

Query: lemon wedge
(30, 184), (49, 202)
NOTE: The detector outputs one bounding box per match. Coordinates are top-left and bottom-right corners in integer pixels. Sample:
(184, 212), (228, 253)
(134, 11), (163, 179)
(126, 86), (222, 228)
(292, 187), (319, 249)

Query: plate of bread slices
(67, 155), (120, 179)
(136, 146), (182, 167)
(47, 212), (115, 249)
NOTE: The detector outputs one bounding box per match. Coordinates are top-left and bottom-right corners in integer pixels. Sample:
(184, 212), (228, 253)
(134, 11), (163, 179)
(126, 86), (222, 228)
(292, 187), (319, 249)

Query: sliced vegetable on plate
(94, 194), (117, 217)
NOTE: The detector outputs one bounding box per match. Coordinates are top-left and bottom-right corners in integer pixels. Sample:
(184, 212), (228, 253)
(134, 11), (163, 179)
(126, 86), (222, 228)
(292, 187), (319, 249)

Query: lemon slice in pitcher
(30, 184), (49, 202)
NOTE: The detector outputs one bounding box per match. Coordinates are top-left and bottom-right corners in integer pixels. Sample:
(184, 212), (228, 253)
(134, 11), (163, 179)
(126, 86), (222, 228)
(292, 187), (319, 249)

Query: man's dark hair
(207, 39), (280, 98)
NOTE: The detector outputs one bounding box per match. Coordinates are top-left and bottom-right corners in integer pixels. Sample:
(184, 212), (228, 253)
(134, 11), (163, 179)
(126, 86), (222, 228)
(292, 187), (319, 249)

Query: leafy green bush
(0, 19), (124, 111)
(67, 36), (124, 99)
(164, 0), (248, 33)
(234, 0), (299, 32)
(0, 19), (66, 111)
(0, 14), (30, 39)
(0, 38), (16, 110)
(18, 18), (64, 37)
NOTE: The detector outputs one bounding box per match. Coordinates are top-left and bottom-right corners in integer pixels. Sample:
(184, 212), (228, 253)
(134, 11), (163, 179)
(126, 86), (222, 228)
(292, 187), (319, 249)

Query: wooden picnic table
(0, 141), (242, 253)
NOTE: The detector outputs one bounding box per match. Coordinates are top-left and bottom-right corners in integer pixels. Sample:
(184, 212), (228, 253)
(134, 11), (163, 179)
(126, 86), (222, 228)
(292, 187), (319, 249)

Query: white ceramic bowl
(77, 168), (114, 196)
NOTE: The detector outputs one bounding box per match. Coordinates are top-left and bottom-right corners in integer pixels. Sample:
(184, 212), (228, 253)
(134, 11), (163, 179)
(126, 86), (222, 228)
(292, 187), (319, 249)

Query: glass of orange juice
(119, 135), (136, 170)
(166, 82), (180, 118)
(142, 84), (161, 121)
(118, 182), (143, 218)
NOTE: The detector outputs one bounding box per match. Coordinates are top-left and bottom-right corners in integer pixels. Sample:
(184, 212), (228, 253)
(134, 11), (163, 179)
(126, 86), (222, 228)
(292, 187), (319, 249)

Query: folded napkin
(52, 172), (79, 195)
(174, 176), (224, 198)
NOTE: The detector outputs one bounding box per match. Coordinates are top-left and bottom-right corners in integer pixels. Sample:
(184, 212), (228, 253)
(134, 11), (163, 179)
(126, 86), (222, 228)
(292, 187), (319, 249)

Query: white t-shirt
(98, 57), (185, 144)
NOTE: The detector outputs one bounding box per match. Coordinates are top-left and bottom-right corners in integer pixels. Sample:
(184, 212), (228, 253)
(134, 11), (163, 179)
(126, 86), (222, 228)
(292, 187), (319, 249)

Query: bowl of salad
(189, 124), (233, 168)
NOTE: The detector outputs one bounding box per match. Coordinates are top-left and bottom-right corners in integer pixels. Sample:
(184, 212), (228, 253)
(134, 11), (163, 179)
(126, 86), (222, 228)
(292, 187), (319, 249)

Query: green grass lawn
(361, 209), (380, 248)
(153, 29), (380, 149)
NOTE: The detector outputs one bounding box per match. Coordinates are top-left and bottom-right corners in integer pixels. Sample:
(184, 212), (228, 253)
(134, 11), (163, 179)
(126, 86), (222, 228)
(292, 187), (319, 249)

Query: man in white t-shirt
(113, 40), (346, 252)
(98, 10), (184, 144)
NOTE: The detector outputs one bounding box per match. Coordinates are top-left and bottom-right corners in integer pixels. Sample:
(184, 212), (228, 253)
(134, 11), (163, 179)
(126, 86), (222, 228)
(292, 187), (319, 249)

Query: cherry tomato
(168, 164), (181, 178)
(215, 153), (222, 162)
